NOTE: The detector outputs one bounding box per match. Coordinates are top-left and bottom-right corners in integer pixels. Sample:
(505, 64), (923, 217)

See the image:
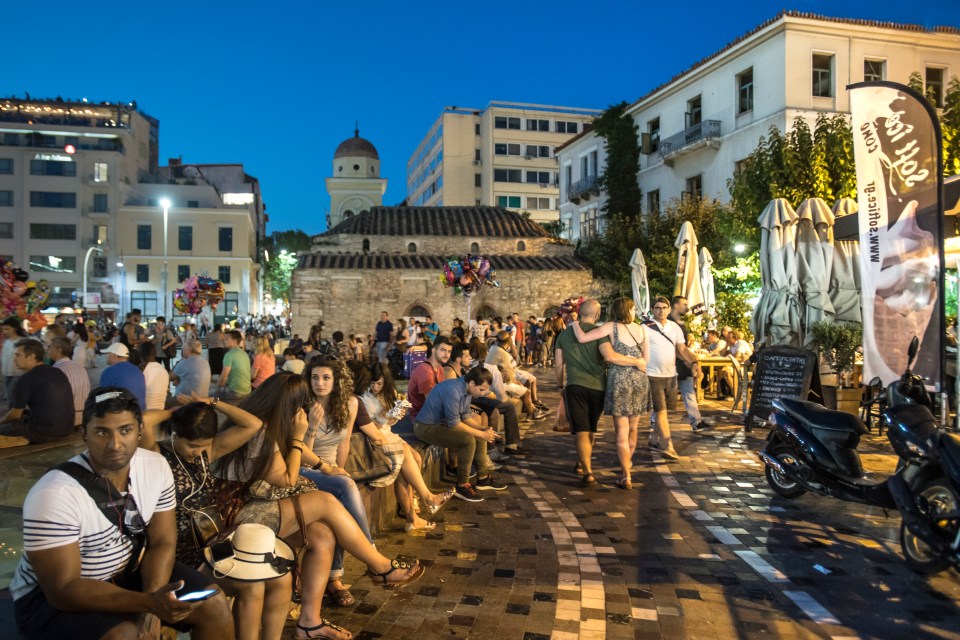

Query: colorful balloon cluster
(440, 255), (500, 298)
(173, 275), (225, 315)
(0, 261), (50, 330)
(560, 296), (585, 321)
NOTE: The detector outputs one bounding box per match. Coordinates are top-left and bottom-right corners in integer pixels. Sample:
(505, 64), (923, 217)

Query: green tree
(262, 229), (311, 305)
(941, 76), (960, 177)
(594, 102), (642, 220)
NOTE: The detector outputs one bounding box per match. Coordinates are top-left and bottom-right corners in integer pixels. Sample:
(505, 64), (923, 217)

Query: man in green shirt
(554, 299), (645, 485)
(217, 329), (251, 401)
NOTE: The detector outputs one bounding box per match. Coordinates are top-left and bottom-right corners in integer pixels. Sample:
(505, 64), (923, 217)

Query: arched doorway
(474, 304), (499, 321)
(405, 304), (430, 320)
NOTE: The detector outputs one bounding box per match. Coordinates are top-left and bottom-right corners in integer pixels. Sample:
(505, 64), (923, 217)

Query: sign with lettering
(747, 346), (818, 430)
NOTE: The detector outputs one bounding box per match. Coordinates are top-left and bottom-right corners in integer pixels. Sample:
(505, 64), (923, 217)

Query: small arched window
(517, 240), (526, 252)
(470, 242), (480, 253)
(407, 242), (417, 253)
(360, 209), (369, 216)
(343, 210), (354, 218)
(362, 238), (370, 252)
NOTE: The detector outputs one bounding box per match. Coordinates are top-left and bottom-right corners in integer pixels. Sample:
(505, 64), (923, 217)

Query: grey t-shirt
(171, 355), (212, 398)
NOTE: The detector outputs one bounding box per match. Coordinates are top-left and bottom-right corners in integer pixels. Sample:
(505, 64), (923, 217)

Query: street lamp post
(82, 244), (105, 312)
(160, 198), (171, 320)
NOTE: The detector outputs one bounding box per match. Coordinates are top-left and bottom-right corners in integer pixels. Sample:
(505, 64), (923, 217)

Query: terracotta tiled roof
(296, 253), (588, 271)
(316, 207), (552, 239)
(627, 10), (960, 112)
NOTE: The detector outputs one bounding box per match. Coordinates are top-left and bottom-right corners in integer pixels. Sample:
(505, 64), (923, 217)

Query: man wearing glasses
(9, 388), (232, 640)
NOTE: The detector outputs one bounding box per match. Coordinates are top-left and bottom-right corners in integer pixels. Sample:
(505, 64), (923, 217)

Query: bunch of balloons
(560, 296), (585, 321)
(173, 275), (225, 315)
(0, 261), (50, 330)
(440, 255), (500, 298)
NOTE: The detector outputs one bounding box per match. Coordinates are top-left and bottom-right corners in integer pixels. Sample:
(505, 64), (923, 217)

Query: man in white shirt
(48, 336), (90, 428)
(10, 388), (232, 640)
(644, 296), (701, 459)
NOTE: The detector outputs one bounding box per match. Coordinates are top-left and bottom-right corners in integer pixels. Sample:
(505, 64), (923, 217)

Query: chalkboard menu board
(746, 346), (818, 430)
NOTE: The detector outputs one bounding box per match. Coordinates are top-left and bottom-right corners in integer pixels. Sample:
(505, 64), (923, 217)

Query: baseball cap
(103, 343), (130, 358)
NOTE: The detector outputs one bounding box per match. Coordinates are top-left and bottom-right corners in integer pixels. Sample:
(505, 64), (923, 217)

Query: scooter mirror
(868, 376), (883, 389)
(906, 336), (920, 369)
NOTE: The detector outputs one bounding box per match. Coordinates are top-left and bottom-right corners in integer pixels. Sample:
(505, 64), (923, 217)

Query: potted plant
(810, 320), (863, 414)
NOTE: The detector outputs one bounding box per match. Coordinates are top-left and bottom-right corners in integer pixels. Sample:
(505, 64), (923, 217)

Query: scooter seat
(776, 398), (868, 434)
(941, 432), (960, 463)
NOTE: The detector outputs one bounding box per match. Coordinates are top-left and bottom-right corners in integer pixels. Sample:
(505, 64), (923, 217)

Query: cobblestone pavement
(323, 370), (960, 640)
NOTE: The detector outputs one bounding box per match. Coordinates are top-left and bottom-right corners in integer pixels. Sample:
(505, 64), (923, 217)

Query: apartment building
(556, 128), (606, 243)
(557, 12), (960, 242)
(406, 101), (600, 223)
(0, 96), (158, 317)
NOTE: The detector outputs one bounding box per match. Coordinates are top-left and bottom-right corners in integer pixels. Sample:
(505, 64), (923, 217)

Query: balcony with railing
(657, 120), (721, 165)
(567, 174), (599, 204)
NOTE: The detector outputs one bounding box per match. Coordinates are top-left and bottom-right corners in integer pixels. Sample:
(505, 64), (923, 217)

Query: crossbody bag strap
(645, 321), (676, 347)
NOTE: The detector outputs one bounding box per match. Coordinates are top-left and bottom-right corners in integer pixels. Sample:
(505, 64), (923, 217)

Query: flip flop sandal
(581, 473), (597, 486)
(426, 489), (454, 516)
(296, 619), (352, 639)
(366, 559), (425, 590)
(573, 462), (584, 474)
(325, 584), (355, 607)
(404, 520), (437, 533)
(615, 478), (633, 490)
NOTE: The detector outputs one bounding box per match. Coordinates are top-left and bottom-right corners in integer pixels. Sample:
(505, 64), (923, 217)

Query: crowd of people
(5, 298), (750, 640)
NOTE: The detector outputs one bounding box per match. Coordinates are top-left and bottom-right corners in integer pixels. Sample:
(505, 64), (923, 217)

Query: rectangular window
(686, 95), (702, 127)
(137, 224), (152, 250)
(178, 265), (190, 282)
(525, 171), (551, 184)
(222, 292), (239, 317)
(556, 121), (579, 134)
(178, 226), (193, 251)
(136, 264), (149, 282)
(187, 200), (199, 208)
(475, 123), (480, 135)
(647, 190), (660, 215)
(734, 157), (752, 177)
(0, 191), (11, 207)
(494, 143), (521, 156)
(0, 158), (12, 174)
(30, 159), (77, 176)
(493, 169), (523, 183)
(29, 191), (76, 208)
(93, 193), (108, 213)
(737, 68), (754, 114)
(526, 119), (549, 131)
(474, 173), (482, 187)
(93, 224), (108, 245)
(564, 165), (573, 198)
(3, 133), (18, 146)
(131, 291), (158, 318)
(525, 197), (552, 210)
(29, 223), (76, 240)
(524, 145), (550, 158)
(494, 116), (521, 129)
(926, 67), (945, 108)
(29, 255), (77, 273)
(648, 118), (660, 153)
(685, 175), (703, 199)
(864, 59), (885, 82)
(812, 53), (834, 97)
(218, 227), (233, 251)
(93, 162), (109, 182)
(0, 222), (12, 238)
(496, 195), (522, 208)
(92, 255), (107, 278)
(219, 266), (231, 284)
(474, 148), (481, 161)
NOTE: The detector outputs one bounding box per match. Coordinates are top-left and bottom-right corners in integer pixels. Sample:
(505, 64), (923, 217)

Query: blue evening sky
(4, 1), (957, 235)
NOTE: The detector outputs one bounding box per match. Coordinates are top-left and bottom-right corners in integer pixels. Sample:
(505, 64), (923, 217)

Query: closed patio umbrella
(674, 221), (705, 315)
(629, 248), (651, 318)
(700, 247), (716, 320)
(796, 198), (836, 345)
(830, 198), (862, 323)
(751, 198), (803, 346)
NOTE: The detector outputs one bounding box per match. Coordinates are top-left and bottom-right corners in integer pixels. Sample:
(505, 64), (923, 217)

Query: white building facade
(555, 128), (607, 243)
(406, 102), (600, 224)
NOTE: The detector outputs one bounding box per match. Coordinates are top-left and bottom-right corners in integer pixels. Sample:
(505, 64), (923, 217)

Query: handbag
(343, 431), (394, 482)
(248, 476), (316, 500)
(188, 504), (225, 548)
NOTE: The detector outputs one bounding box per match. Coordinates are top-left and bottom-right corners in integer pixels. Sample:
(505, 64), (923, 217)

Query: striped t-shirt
(10, 449), (176, 601)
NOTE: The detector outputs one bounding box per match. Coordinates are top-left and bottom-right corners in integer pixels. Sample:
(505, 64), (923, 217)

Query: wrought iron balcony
(567, 174), (599, 203)
(657, 120), (721, 164)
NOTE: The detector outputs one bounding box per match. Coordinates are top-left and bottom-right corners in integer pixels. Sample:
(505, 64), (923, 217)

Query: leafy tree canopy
(262, 229), (311, 305)
(594, 102), (642, 221)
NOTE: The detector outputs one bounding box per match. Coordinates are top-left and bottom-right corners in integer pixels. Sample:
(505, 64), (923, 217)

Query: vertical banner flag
(850, 81), (945, 391)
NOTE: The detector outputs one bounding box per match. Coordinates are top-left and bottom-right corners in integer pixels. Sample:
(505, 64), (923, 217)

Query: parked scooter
(758, 337), (957, 572)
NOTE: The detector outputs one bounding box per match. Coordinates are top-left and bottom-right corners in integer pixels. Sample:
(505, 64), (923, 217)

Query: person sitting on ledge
(0, 338), (74, 444)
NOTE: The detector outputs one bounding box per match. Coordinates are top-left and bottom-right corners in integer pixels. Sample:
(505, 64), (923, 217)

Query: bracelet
(291, 438), (305, 445)
(211, 397), (219, 406)
(312, 459), (325, 470)
(290, 444), (303, 452)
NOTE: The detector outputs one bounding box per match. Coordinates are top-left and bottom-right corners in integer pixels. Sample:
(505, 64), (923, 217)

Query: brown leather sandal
(325, 582), (355, 607)
(366, 558), (425, 590)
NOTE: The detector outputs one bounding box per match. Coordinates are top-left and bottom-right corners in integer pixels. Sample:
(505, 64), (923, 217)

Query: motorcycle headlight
(905, 440), (925, 457)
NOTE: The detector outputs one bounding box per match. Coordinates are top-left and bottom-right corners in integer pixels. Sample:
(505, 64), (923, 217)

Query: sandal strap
(371, 558), (412, 581)
(296, 619), (347, 637)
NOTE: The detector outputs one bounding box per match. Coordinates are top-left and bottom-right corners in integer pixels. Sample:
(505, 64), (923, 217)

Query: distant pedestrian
(670, 296), (711, 433)
(375, 311), (394, 364)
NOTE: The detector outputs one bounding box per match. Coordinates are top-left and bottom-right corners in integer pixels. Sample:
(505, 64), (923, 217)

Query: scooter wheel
(900, 479), (958, 575)
(764, 445), (807, 498)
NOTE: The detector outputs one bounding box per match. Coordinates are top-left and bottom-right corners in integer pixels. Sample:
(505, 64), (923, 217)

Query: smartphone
(178, 589), (219, 602)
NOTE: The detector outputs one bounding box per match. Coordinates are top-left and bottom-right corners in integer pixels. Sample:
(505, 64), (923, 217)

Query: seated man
(170, 339), (212, 400)
(413, 366), (506, 502)
(467, 341), (525, 459)
(9, 387), (233, 640)
(281, 347), (305, 375)
(485, 331), (547, 420)
(48, 336), (90, 428)
(0, 339), (74, 443)
(100, 343), (147, 410)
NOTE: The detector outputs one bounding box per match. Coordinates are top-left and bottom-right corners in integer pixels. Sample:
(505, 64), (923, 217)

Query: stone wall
(291, 265), (611, 340)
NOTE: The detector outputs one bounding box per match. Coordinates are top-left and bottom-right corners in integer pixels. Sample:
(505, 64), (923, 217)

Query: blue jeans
(678, 377), (701, 426)
(299, 469), (373, 578)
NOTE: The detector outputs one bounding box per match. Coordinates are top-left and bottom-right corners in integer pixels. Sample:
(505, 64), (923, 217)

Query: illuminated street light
(734, 243), (746, 254)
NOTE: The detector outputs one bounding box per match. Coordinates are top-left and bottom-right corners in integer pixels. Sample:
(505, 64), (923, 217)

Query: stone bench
(357, 440), (445, 536)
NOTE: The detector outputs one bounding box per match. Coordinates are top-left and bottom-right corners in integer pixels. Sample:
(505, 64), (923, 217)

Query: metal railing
(658, 120), (721, 159)
(567, 175), (599, 202)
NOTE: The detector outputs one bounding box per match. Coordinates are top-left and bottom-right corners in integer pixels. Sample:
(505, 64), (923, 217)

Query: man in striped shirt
(48, 337), (89, 428)
(10, 388), (232, 640)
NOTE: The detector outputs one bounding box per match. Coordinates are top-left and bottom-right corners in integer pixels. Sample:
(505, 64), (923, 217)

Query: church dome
(334, 130), (379, 160)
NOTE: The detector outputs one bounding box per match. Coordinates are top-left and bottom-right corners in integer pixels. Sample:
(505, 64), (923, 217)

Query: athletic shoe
(661, 447), (680, 460)
(476, 475), (508, 491)
(488, 448), (512, 462)
(530, 409), (548, 421)
(454, 484), (484, 502)
(534, 402), (553, 414)
(504, 446), (527, 456)
(486, 461), (503, 471)
(692, 421), (715, 433)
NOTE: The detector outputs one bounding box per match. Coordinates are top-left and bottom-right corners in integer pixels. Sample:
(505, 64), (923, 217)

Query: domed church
(325, 129), (387, 228)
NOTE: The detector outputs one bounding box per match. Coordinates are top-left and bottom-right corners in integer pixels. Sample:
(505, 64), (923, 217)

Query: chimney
(168, 156), (182, 166)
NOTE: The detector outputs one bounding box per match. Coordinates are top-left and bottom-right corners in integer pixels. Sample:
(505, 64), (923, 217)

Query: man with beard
(392, 337), (453, 441)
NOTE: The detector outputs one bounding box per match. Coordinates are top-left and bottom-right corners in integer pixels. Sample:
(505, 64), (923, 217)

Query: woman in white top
(138, 343), (171, 410)
(406, 320), (419, 348)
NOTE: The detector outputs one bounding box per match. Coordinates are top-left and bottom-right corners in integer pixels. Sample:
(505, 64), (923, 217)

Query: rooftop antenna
(355, 121), (359, 137)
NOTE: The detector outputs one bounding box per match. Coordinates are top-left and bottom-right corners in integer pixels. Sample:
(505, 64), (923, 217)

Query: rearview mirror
(907, 336), (920, 369)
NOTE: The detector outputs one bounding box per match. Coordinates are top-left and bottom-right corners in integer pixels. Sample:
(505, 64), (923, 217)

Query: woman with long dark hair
(215, 373), (424, 640)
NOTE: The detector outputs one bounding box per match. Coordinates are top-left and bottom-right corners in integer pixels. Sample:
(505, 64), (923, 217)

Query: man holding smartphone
(9, 388), (233, 640)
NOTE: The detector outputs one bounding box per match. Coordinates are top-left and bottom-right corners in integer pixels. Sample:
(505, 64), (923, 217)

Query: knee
(308, 521), (336, 547)
(199, 592), (234, 626)
(101, 621), (139, 640)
